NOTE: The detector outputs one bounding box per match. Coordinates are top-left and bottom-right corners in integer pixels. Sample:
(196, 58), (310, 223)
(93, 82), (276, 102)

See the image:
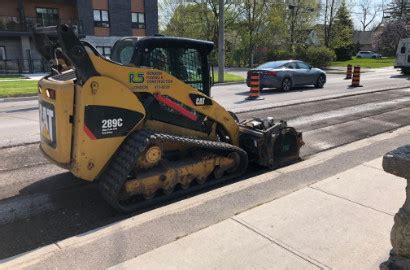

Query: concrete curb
(232, 86), (410, 114)
(0, 95), (37, 103)
(1, 125), (410, 269)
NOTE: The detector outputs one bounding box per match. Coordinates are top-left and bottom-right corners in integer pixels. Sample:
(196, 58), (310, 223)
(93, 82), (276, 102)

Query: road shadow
(235, 86), (319, 97)
(0, 172), (118, 260)
(0, 163), (267, 260)
(390, 74), (410, 80)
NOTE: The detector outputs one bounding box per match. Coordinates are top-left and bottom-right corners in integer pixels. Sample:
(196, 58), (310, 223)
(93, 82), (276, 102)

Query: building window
(94, 10), (110, 27)
(0, 46), (6, 60)
(96, 46), (111, 58)
(132, 12), (145, 29)
(36, 8), (59, 27)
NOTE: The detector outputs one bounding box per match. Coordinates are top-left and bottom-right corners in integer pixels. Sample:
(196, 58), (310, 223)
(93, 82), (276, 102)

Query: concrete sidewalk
(111, 157), (405, 270)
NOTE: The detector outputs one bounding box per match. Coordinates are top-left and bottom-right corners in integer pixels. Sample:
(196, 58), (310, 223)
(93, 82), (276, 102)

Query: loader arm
(33, 25), (99, 84)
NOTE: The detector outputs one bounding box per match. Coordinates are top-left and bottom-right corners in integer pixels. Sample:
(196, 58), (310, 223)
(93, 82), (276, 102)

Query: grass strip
(331, 57), (395, 68)
(0, 80), (38, 97)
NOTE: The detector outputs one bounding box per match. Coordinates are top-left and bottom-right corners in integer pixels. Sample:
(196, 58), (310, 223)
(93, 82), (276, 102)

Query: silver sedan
(246, 60), (327, 92)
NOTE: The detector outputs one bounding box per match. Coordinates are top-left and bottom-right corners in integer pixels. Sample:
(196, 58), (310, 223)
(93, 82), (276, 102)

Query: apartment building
(0, 0), (158, 73)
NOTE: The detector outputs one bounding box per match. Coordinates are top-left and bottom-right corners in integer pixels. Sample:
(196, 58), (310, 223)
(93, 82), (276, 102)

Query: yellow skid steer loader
(34, 25), (303, 212)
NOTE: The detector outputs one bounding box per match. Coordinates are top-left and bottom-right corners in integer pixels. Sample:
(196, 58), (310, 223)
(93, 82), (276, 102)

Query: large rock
(381, 145), (410, 269)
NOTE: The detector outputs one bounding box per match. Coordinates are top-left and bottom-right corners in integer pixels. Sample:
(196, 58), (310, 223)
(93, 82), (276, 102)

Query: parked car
(246, 60), (326, 92)
(356, 51), (382, 59)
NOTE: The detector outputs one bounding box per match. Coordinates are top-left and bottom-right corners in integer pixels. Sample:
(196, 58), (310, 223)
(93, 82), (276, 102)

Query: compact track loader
(34, 25), (304, 212)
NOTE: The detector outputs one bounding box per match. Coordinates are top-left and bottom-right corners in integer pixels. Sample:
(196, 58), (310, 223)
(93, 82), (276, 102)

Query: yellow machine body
(39, 47), (238, 181)
(34, 25), (302, 212)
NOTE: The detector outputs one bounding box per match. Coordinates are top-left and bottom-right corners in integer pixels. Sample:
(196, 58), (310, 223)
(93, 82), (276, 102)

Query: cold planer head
(34, 24), (303, 213)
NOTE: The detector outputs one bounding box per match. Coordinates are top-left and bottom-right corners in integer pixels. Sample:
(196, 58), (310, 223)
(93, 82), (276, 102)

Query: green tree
(286, 0), (320, 51)
(163, 1), (241, 64)
(373, 20), (408, 56)
(163, 4), (215, 41)
(384, 0), (410, 24)
(322, 0), (341, 48)
(331, 0), (354, 60)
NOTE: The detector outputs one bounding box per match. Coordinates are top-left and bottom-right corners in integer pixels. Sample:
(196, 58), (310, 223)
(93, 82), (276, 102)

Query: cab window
(142, 47), (205, 92)
(144, 48), (171, 73)
(111, 39), (135, 65)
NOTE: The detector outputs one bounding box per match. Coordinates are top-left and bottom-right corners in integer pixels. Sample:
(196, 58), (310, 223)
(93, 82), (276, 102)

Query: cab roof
(115, 36), (214, 54)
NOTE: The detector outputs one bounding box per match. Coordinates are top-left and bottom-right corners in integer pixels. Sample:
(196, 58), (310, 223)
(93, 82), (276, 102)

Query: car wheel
(372, 55), (376, 59)
(315, 75), (326, 88)
(357, 56), (361, 59)
(280, 78), (292, 92)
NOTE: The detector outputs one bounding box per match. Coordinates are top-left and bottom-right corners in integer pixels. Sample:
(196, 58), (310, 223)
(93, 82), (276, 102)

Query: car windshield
(257, 61), (286, 69)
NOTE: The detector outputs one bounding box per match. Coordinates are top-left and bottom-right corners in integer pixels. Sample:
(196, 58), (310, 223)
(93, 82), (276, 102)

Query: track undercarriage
(99, 130), (248, 212)
(99, 117), (302, 213)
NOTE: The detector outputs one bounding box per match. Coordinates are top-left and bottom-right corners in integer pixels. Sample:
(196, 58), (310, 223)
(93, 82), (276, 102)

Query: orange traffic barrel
(350, 65), (363, 87)
(246, 73), (264, 100)
(345, 64), (352, 80)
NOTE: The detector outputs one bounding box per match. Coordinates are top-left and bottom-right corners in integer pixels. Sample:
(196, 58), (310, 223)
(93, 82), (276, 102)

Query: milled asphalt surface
(0, 84), (410, 261)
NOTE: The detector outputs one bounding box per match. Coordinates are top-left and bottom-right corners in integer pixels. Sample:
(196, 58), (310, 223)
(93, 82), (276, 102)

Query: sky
(350, 0), (386, 30)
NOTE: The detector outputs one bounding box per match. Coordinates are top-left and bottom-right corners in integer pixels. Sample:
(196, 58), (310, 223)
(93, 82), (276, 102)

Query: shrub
(302, 46), (336, 68)
(266, 49), (296, 61)
(334, 46), (354, 61)
(295, 46), (307, 61)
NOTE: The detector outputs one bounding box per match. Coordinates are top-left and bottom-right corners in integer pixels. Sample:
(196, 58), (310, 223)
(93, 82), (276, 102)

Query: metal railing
(0, 16), (82, 33)
(0, 58), (50, 74)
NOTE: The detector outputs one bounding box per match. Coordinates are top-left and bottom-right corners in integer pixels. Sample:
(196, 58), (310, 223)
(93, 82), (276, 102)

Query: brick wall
(144, 0), (158, 36)
(76, 0), (94, 35)
(0, 2), (19, 17)
(132, 29), (145, 37)
(23, 1), (76, 19)
(108, 0), (132, 36)
(131, 0), (144, 12)
(92, 0), (108, 10)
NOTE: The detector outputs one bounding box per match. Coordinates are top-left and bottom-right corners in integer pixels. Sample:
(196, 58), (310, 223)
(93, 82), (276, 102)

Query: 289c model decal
(84, 106), (144, 140)
(102, 118), (123, 129)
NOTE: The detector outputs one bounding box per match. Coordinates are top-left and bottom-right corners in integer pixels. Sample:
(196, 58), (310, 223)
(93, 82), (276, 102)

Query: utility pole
(218, 0), (224, 83)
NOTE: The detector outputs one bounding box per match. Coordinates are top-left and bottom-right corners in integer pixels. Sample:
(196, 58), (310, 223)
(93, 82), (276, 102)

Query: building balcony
(0, 16), (82, 35)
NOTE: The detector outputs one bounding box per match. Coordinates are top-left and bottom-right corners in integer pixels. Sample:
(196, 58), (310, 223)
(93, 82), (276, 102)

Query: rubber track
(99, 129), (248, 213)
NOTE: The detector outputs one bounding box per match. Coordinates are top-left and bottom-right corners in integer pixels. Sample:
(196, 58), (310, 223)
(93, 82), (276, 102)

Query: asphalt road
(0, 67), (408, 148)
(214, 67), (409, 111)
(0, 85), (410, 260)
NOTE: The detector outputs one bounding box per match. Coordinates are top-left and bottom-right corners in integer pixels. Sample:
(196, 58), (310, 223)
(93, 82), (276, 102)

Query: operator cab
(111, 36), (214, 96)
